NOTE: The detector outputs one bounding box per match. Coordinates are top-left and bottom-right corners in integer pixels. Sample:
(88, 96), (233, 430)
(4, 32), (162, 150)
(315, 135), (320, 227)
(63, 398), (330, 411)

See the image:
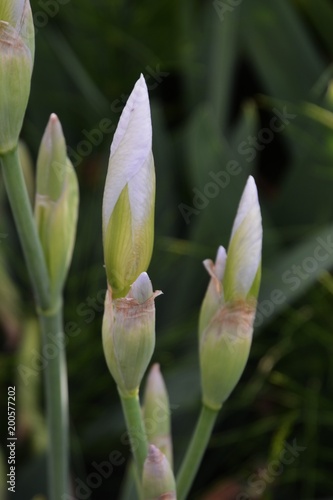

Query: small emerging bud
(34, 114), (79, 301)
(0, 0), (34, 155)
(102, 75), (155, 299)
(142, 445), (176, 500)
(199, 176), (262, 410)
(102, 273), (161, 396)
(143, 364), (173, 467)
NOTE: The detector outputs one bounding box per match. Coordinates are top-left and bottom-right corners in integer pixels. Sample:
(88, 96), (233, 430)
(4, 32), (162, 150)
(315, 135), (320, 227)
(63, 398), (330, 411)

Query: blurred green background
(1, 0), (333, 498)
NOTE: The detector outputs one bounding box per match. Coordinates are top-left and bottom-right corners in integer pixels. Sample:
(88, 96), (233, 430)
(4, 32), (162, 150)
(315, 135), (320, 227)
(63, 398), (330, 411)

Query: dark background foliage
(1, 0), (333, 498)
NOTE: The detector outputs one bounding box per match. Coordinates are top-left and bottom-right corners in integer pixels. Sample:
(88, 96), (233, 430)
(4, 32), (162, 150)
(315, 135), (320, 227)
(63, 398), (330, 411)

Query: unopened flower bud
(199, 176), (262, 410)
(0, 0), (34, 155)
(143, 364), (173, 467)
(142, 445), (176, 500)
(34, 114), (79, 301)
(102, 273), (161, 395)
(102, 75), (155, 299)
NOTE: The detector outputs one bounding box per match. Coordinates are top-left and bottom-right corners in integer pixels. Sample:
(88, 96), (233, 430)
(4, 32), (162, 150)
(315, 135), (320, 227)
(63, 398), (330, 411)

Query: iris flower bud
(143, 364), (173, 467)
(142, 445), (176, 500)
(34, 114), (79, 302)
(199, 176), (262, 410)
(0, 0), (34, 155)
(102, 273), (161, 396)
(102, 75), (155, 299)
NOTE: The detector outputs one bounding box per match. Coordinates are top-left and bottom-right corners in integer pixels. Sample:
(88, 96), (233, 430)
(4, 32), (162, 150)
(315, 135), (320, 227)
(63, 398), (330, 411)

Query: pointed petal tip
(47, 113), (64, 139)
(225, 176), (262, 298)
(244, 175), (257, 196)
(151, 362), (161, 373)
(147, 444), (163, 463)
(216, 245), (227, 263)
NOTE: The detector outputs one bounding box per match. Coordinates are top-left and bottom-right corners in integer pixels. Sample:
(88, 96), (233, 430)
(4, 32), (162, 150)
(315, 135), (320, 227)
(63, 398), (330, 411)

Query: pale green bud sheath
(143, 445), (176, 500)
(0, 0), (34, 155)
(143, 364), (173, 467)
(34, 114), (79, 303)
(177, 176), (262, 500)
(102, 273), (161, 396)
(102, 74), (155, 298)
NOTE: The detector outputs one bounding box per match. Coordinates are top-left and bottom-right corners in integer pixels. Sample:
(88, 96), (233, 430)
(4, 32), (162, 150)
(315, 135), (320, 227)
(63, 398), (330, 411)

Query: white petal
(231, 176), (259, 239)
(224, 176), (262, 298)
(102, 75), (152, 233)
(128, 152), (155, 231)
(129, 272), (153, 304)
(214, 245), (227, 281)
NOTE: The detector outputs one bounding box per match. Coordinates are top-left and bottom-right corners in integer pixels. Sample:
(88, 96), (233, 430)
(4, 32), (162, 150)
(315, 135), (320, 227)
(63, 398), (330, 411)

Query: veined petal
(223, 176), (262, 300)
(102, 74), (152, 234)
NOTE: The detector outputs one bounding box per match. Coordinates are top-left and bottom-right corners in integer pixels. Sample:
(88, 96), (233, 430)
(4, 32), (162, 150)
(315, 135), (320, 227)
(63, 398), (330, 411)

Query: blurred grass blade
(205, 2), (241, 131)
(242, 0), (325, 99)
(44, 28), (109, 114)
(259, 224), (333, 326)
(297, 0), (333, 57)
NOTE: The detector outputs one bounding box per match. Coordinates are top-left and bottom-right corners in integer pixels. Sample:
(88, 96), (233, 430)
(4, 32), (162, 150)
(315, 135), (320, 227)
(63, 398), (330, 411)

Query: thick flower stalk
(102, 74), (155, 299)
(34, 114), (79, 303)
(199, 175), (262, 410)
(0, 0), (34, 155)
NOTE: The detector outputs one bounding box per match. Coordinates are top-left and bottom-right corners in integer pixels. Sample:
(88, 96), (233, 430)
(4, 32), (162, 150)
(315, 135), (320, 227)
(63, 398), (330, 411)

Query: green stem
(176, 404), (219, 500)
(119, 390), (148, 487)
(1, 148), (50, 310)
(1, 148), (69, 498)
(40, 307), (69, 500)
